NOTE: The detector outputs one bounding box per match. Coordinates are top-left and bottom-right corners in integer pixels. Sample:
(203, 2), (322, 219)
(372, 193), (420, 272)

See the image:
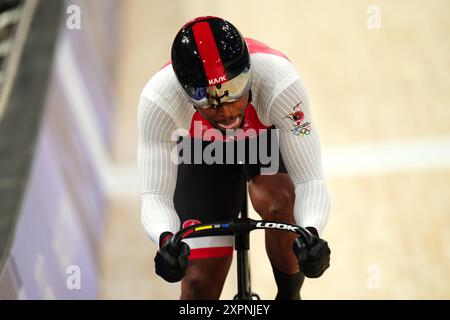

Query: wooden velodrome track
(100, 0), (450, 299)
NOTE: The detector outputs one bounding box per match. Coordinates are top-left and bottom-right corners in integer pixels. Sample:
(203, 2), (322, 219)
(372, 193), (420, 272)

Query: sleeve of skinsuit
(137, 96), (180, 245)
(267, 78), (331, 235)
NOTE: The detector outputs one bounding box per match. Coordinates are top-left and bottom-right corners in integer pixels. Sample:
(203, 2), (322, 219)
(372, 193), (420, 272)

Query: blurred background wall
(0, 0), (119, 299)
(0, 0), (449, 299)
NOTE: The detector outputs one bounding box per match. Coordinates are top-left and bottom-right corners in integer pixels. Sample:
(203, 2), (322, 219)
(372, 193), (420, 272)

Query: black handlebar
(169, 218), (314, 253)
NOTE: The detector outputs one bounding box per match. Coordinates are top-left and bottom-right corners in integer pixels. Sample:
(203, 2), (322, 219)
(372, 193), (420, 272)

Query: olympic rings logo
(292, 125), (311, 137)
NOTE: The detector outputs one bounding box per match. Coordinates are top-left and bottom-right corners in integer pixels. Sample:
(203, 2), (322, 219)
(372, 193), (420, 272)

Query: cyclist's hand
(154, 232), (190, 283)
(292, 227), (331, 278)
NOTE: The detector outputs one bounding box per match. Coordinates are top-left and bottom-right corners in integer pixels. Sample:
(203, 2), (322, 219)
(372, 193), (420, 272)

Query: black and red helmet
(171, 16), (252, 108)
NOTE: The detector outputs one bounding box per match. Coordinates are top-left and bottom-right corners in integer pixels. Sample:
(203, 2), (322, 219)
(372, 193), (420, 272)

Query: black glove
(292, 227), (331, 278)
(154, 232), (190, 283)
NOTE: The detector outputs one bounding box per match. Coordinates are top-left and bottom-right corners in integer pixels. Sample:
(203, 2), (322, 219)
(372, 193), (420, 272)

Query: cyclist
(137, 16), (331, 300)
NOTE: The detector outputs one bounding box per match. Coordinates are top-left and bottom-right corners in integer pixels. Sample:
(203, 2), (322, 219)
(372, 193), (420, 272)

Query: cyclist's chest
(188, 104), (270, 141)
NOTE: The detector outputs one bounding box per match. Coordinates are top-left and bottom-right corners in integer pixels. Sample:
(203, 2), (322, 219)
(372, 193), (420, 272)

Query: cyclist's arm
(268, 79), (331, 234)
(137, 96), (180, 245)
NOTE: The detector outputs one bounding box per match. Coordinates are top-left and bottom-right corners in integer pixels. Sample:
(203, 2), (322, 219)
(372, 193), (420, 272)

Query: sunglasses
(181, 67), (252, 109)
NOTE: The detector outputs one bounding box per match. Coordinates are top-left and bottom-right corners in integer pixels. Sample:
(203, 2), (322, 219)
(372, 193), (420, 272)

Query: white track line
(323, 136), (450, 178)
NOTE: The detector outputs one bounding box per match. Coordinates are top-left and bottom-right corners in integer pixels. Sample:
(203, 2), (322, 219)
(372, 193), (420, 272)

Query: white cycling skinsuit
(137, 38), (331, 252)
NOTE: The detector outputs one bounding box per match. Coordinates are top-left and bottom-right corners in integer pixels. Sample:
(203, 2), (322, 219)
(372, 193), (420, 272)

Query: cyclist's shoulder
(247, 38), (299, 86)
(139, 64), (193, 129)
(140, 63), (179, 103)
(246, 38), (290, 60)
(247, 38), (295, 69)
(248, 39), (301, 112)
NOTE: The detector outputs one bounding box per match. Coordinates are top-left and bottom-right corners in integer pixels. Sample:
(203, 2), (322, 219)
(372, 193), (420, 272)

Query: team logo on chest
(284, 102), (311, 137)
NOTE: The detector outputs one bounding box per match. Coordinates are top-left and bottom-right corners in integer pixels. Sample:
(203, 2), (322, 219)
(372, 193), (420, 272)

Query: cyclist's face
(196, 93), (249, 132)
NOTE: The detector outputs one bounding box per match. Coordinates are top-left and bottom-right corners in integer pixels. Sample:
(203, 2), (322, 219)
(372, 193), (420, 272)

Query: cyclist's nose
(216, 103), (236, 119)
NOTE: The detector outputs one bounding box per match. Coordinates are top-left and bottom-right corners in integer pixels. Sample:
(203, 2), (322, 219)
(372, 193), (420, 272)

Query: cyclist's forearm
(293, 180), (331, 234)
(141, 193), (180, 245)
(279, 131), (331, 234)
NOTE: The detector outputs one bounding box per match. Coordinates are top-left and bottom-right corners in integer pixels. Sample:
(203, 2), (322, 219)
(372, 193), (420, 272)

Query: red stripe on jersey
(189, 246), (233, 260)
(245, 38), (290, 61)
(192, 21), (227, 86)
